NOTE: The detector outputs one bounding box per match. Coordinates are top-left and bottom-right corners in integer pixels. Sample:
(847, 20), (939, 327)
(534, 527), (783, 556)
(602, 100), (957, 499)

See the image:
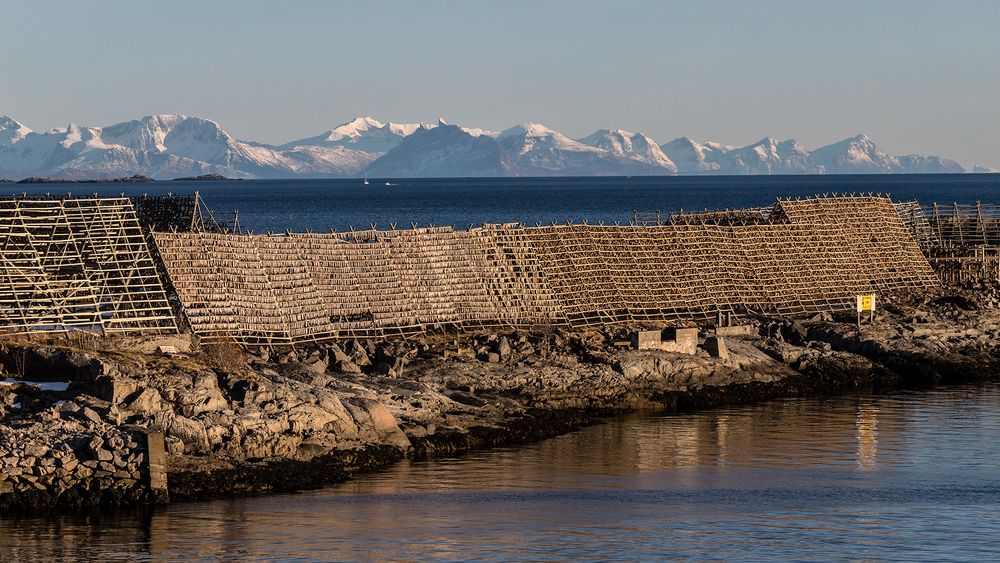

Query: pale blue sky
(3, 0), (998, 166)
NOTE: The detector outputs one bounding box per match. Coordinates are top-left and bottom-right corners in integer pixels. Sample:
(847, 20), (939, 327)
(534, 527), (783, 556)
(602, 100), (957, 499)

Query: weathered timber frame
(0, 197), (176, 335)
(895, 200), (1000, 284)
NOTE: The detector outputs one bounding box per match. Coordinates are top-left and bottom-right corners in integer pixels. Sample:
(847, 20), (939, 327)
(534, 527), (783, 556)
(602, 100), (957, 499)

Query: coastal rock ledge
(2, 286), (999, 512)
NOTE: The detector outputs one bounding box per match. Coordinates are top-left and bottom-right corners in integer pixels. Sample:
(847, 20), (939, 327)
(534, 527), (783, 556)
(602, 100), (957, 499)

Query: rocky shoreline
(2, 286), (999, 513)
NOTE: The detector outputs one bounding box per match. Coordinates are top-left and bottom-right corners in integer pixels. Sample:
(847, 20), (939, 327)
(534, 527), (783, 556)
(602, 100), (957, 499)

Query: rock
(24, 444), (49, 458)
(180, 374), (229, 415)
(302, 355), (329, 375)
(348, 341), (371, 366)
(333, 359), (362, 374)
(344, 398), (410, 449)
(444, 389), (487, 407)
(81, 407), (102, 424)
(123, 387), (169, 416)
(165, 435), (185, 456)
(287, 405), (341, 434)
(808, 341), (833, 352)
(786, 322), (809, 344)
(328, 343), (352, 364)
(496, 336), (512, 359)
(406, 425), (428, 438)
(168, 415), (210, 453)
(373, 349), (407, 376)
(250, 346), (271, 362)
(98, 377), (140, 405)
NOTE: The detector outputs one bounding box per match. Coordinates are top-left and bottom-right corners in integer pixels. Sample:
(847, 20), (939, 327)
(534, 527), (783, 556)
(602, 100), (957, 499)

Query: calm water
(6, 174), (1000, 233)
(3, 383), (1000, 561)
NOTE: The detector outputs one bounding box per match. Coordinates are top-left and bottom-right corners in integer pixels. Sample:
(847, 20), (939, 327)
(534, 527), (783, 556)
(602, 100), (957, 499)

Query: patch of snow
(279, 116), (433, 155)
(578, 129), (676, 172)
(0, 116), (32, 145)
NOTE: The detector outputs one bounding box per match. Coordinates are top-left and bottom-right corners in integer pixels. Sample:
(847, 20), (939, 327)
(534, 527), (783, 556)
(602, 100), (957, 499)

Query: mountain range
(0, 114), (985, 180)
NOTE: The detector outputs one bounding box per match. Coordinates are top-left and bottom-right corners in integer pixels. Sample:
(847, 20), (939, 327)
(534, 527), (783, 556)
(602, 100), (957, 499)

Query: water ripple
(4, 383), (1000, 561)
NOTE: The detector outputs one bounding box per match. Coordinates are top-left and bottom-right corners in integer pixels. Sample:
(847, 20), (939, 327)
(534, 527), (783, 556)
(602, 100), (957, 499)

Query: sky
(3, 0), (998, 167)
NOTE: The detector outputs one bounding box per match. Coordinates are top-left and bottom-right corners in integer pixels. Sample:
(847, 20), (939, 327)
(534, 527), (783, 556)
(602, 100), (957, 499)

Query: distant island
(16, 175), (153, 184)
(2, 113), (994, 180)
(171, 174), (238, 181)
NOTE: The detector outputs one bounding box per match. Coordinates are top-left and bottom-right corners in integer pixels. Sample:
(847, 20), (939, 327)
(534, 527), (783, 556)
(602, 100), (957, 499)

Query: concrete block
(673, 328), (699, 347)
(145, 431), (169, 503)
(659, 328), (699, 355)
(155, 345), (180, 356)
(715, 325), (754, 337)
(704, 336), (730, 360)
(632, 328), (698, 355)
(631, 330), (663, 350)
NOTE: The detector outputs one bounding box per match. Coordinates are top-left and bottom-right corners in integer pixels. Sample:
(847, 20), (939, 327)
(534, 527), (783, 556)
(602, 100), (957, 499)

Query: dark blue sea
(8, 174), (1000, 233)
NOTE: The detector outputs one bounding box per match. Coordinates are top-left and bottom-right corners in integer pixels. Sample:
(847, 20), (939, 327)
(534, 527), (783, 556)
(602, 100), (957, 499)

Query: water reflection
(857, 401), (879, 470)
(4, 384), (1000, 561)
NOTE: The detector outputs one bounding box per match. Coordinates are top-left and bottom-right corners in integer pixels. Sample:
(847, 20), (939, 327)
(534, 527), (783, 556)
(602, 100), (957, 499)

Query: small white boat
(363, 177), (369, 185)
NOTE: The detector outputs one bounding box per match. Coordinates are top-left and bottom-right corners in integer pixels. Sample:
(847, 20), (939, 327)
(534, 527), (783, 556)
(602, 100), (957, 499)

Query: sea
(5, 173), (1000, 233)
(2, 174), (1000, 562)
(3, 384), (1000, 561)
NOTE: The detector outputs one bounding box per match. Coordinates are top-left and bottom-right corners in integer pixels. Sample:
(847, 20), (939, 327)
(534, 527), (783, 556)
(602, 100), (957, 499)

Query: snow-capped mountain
(497, 123), (669, 176)
(578, 129), (677, 172)
(0, 114), (978, 179)
(364, 121), (503, 177)
(713, 137), (823, 175)
(659, 137), (732, 173)
(896, 154), (964, 174)
(973, 165), (999, 174)
(809, 134), (899, 174)
(280, 116), (430, 154)
(0, 114), (374, 179)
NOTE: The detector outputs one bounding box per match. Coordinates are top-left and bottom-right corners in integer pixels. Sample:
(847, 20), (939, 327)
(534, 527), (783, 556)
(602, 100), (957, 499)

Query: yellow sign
(857, 294), (876, 312)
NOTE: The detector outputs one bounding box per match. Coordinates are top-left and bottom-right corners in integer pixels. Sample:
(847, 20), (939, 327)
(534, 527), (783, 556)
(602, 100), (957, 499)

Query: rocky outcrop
(170, 174), (235, 181)
(3, 285), (1000, 511)
(0, 392), (158, 512)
